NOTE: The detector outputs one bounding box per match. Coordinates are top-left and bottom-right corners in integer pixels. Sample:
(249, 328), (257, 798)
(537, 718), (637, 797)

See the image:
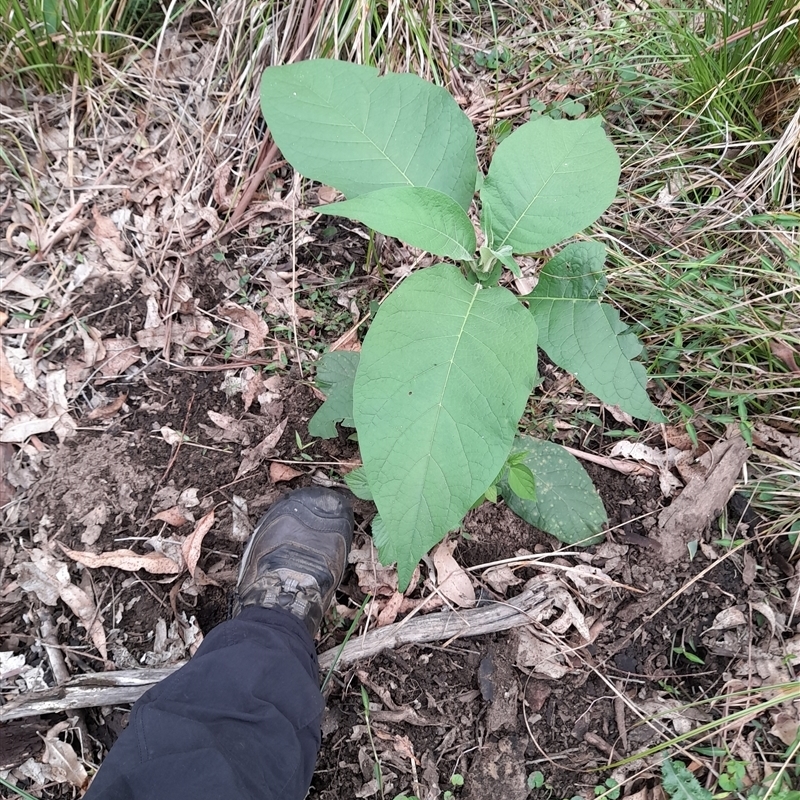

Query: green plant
(361, 685), (384, 800)
(595, 778), (620, 800)
(261, 59), (665, 588)
(650, 0), (800, 139)
(528, 771), (545, 790)
(662, 758), (712, 800)
(0, 0), (175, 91)
(443, 773), (464, 800)
(718, 759), (747, 793)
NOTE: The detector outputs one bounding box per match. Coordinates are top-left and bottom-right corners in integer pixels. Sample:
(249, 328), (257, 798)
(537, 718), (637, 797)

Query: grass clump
(0, 0), (182, 91)
(652, 0), (800, 140)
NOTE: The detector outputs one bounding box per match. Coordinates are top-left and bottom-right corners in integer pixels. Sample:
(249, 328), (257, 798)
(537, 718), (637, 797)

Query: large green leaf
(308, 351), (359, 439)
(528, 241), (666, 422)
(260, 60), (478, 210)
(500, 436), (606, 546)
(318, 187), (476, 260)
(480, 116), (620, 254)
(353, 265), (539, 589)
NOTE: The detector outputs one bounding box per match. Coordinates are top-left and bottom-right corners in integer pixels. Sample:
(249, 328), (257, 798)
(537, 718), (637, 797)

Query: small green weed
(394, 772), (465, 800)
(594, 778), (620, 800)
(360, 686), (384, 800)
(443, 773), (464, 800)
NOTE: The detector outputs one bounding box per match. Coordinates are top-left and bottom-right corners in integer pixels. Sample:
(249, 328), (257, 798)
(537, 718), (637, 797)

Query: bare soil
(1, 232), (792, 800)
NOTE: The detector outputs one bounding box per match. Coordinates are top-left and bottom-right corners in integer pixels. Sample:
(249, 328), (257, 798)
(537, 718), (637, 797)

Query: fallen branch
(0, 667), (181, 723)
(0, 587), (550, 722)
(318, 585), (550, 671)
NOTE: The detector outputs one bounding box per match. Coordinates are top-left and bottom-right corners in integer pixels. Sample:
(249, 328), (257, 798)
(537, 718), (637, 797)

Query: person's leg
(84, 607), (323, 800)
(84, 487), (354, 800)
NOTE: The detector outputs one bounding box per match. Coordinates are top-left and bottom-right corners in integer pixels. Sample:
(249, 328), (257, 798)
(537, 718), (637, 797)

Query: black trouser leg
(83, 607), (323, 800)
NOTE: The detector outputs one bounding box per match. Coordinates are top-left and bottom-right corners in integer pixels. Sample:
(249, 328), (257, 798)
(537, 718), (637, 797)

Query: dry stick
(0, 586), (550, 722)
(38, 610), (92, 759)
(227, 141), (280, 231)
(559, 443), (658, 477)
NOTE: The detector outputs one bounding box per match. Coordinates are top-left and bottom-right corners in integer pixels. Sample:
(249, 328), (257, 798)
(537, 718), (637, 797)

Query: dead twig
(1, 587), (550, 722)
(560, 443), (658, 476)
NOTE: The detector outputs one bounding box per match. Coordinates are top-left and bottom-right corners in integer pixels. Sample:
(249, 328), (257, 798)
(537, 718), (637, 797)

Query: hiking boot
(234, 487), (354, 637)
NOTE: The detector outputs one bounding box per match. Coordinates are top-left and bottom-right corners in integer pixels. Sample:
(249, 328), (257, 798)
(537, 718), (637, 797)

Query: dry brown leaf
(78, 324), (106, 367)
(99, 338), (140, 378)
(240, 367), (265, 413)
(263, 269), (316, 322)
(0, 272), (46, 298)
(771, 710), (800, 746)
(80, 504), (108, 546)
(219, 301), (269, 354)
(42, 721), (88, 789)
(482, 564), (523, 594)
(0, 412), (59, 443)
(201, 410), (255, 444)
(330, 327), (362, 352)
(752, 422), (800, 460)
(152, 506), (191, 527)
(60, 543), (182, 575)
(0, 346), (25, 400)
(236, 418), (287, 479)
(547, 585), (591, 639)
(135, 317), (214, 350)
(376, 591), (405, 627)
(0, 443), (16, 506)
(181, 508), (215, 579)
(432, 539), (475, 608)
(664, 425), (696, 452)
(655, 434), (749, 562)
(516, 627), (569, 679)
(92, 207), (136, 277)
(316, 185), (338, 203)
(771, 339), (800, 373)
(270, 461), (303, 483)
(389, 733), (416, 762)
(349, 543), (401, 596)
(87, 393), (127, 420)
(609, 440), (683, 497)
(14, 549), (107, 659)
(160, 426), (184, 446)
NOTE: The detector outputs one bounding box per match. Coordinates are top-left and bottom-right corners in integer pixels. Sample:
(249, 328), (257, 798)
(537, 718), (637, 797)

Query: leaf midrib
(305, 82), (417, 190)
(406, 282), (481, 539)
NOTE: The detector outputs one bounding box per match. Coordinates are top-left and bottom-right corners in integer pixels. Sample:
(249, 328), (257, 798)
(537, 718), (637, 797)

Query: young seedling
(260, 60), (666, 589)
